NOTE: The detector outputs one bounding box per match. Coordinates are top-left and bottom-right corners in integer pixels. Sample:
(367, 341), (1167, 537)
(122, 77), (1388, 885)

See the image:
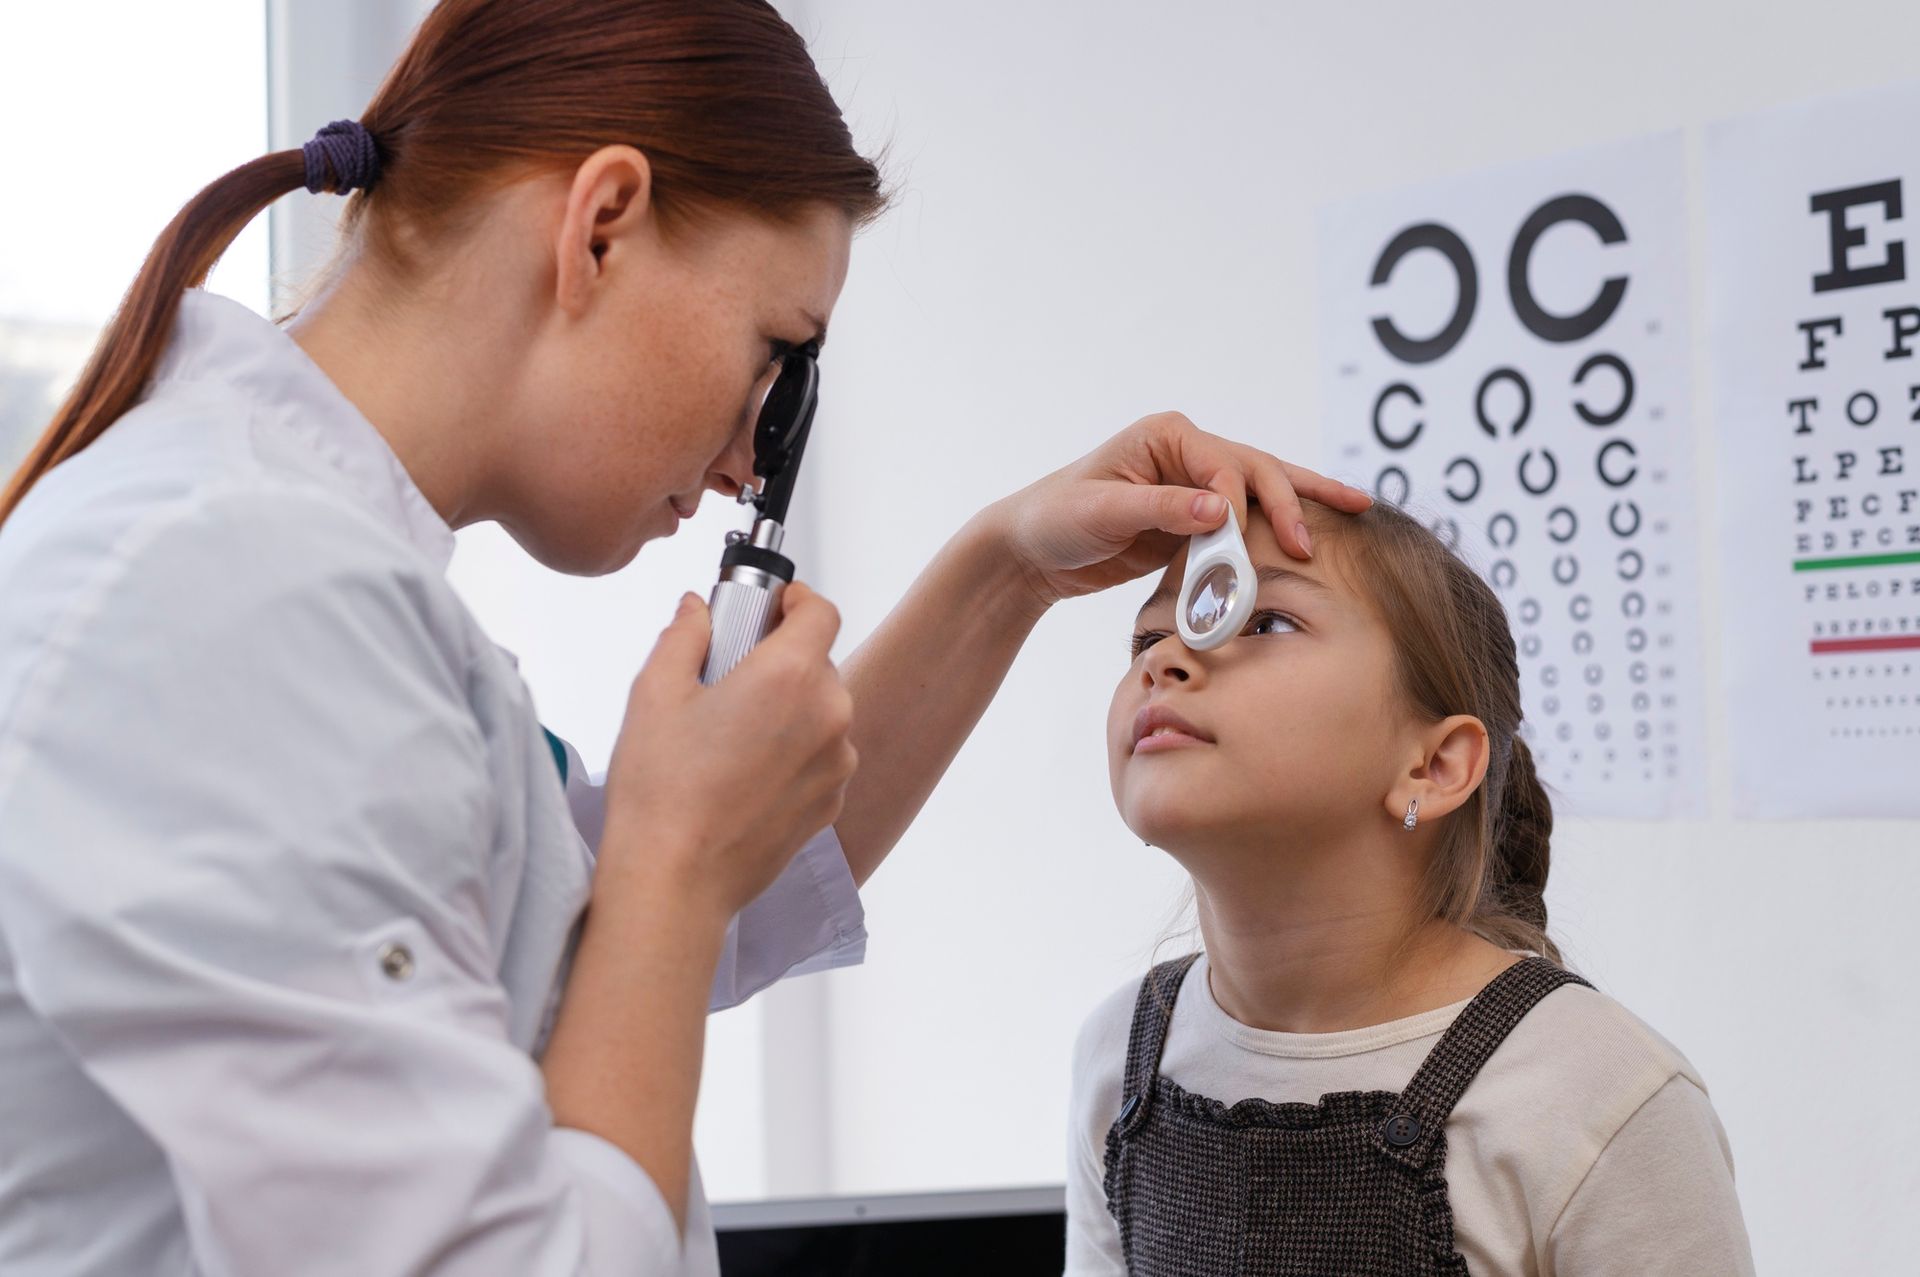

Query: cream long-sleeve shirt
(1066, 952), (1755, 1275)
(0, 290), (866, 1275)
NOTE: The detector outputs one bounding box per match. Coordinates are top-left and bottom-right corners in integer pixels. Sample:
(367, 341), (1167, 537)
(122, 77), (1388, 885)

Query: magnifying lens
(697, 341), (820, 686)
(1174, 502), (1257, 651)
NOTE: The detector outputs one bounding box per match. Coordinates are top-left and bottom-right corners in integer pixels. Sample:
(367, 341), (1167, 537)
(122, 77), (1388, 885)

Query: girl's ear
(1385, 714), (1490, 827)
(553, 144), (656, 318)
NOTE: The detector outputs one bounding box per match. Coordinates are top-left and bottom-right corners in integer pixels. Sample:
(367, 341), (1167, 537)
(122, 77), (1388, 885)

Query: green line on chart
(1792, 550), (1920, 572)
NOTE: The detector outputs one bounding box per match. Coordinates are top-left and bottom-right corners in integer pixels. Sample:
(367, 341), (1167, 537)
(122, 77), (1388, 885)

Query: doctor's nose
(707, 423), (755, 499)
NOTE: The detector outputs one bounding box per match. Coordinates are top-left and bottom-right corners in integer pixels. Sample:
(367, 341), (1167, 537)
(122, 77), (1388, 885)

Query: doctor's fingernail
(1296, 522), (1313, 556)
(1193, 493), (1225, 521)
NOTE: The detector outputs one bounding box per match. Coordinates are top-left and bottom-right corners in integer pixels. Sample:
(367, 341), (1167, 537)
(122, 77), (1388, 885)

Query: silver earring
(1402, 798), (1419, 831)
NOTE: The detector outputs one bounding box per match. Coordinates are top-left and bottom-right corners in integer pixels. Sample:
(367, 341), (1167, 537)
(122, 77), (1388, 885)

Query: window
(0, 0), (269, 473)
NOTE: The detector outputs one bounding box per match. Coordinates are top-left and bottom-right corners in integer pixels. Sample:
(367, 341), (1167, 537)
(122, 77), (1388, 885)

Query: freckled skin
(495, 201), (853, 575)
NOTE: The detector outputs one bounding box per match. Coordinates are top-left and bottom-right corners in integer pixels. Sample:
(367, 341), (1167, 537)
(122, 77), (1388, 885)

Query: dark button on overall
(1102, 954), (1590, 1276)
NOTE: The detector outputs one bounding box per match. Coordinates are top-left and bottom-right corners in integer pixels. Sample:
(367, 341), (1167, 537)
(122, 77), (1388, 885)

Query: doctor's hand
(596, 580), (857, 920)
(541, 581), (854, 1230)
(982, 411), (1373, 613)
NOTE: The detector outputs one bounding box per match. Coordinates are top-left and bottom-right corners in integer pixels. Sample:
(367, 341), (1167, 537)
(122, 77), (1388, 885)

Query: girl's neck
(1187, 833), (1514, 1034)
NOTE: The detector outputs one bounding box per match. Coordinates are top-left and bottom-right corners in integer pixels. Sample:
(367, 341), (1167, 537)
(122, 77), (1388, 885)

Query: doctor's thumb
(642, 591), (711, 680)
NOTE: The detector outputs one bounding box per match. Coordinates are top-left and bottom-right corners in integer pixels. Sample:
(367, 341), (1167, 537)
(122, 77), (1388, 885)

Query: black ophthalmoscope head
(699, 340), (819, 686)
(747, 340), (820, 526)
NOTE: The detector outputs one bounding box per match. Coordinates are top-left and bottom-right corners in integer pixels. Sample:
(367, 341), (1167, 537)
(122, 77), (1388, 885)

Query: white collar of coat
(148, 289), (458, 572)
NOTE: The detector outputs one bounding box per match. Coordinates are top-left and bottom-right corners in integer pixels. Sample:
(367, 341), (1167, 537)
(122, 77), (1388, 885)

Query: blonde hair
(1301, 496), (1559, 963)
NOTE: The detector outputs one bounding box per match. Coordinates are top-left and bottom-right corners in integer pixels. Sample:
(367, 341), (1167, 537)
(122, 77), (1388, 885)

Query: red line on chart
(1809, 635), (1920, 655)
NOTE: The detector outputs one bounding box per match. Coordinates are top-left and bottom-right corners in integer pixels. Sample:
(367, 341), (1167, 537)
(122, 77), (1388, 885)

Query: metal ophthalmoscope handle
(698, 490), (794, 687)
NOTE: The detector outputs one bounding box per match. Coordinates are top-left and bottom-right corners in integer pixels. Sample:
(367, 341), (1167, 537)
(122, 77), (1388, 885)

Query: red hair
(0, 0), (886, 527)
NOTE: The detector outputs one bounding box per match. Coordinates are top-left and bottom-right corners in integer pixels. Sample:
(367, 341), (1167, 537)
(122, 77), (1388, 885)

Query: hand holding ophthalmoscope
(597, 341), (856, 920)
(601, 579), (855, 919)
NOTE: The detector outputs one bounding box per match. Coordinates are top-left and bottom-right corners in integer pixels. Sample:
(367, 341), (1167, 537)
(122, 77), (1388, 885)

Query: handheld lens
(1175, 506), (1257, 651)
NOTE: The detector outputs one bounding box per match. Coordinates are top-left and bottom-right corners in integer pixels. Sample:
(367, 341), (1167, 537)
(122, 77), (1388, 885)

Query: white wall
(774, 3), (1918, 1272)
(266, 0), (429, 312)
(0, 0), (268, 473)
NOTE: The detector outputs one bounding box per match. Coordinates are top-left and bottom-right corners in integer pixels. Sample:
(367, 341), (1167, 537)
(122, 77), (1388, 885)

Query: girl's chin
(1119, 783), (1281, 851)
(1123, 804), (1227, 849)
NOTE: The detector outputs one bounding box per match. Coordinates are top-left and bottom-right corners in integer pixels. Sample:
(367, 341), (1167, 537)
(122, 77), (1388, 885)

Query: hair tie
(303, 119), (381, 195)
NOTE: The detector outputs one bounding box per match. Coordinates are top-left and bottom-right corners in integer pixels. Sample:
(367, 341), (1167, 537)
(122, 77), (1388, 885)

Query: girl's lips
(1132, 730), (1211, 754)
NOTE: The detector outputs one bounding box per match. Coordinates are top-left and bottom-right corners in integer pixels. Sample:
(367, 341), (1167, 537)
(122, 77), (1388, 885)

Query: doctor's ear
(554, 144), (656, 315)
(1385, 713), (1489, 829)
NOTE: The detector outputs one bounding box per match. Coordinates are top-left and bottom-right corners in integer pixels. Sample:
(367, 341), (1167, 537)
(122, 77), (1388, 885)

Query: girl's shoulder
(1067, 962), (1180, 1136)
(1487, 974), (1708, 1102)
(1453, 976), (1744, 1267)
(1074, 965), (1158, 1054)
(1449, 971), (1724, 1207)
(1070, 956), (1196, 1087)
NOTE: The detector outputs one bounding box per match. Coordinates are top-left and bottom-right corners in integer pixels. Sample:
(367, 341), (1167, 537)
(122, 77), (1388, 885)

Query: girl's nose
(1143, 636), (1197, 685)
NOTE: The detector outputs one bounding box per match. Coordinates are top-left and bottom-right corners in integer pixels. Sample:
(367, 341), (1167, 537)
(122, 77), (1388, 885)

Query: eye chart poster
(1316, 133), (1708, 819)
(1707, 81), (1920, 818)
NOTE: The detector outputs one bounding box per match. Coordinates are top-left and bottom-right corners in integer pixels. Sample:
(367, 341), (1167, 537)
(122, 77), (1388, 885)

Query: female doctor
(0, 1), (1368, 1273)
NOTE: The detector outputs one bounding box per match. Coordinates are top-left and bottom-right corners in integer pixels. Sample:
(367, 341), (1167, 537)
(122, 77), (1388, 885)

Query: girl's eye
(1128, 610), (1299, 659)
(1248, 610), (1300, 636)
(1129, 630), (1167, 658)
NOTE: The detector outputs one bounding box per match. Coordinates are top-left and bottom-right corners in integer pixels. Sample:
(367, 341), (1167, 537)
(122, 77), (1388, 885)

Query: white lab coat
(0, 290), (867, 1275)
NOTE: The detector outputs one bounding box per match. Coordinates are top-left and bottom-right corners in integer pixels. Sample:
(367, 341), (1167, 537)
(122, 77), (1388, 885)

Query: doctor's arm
(829, 505), (1048, 886)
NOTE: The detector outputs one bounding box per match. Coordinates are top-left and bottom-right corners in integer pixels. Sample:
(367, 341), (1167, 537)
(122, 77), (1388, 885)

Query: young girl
(1066, 497), (1754, 1275)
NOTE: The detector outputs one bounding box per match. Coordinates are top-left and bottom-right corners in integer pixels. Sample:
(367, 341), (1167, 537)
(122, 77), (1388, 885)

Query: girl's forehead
(1244, 509), (1363, 593)
(1140, 512), (1350, 616)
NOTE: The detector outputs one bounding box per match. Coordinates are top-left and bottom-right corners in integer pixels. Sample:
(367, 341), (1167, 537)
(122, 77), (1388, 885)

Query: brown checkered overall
(1102, 954), (1589, 1275)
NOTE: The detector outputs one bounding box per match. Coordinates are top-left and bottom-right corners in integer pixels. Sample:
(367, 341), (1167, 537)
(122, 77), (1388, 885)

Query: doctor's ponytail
(0, 0), (886, 529)
(0, 150), (307, 526)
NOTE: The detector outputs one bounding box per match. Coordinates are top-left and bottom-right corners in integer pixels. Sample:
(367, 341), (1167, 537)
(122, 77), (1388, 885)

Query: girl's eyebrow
(1134, 565), (1334, 625)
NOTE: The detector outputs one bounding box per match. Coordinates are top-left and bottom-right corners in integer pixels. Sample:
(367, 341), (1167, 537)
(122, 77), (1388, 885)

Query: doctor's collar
(152, 290), (457, 572)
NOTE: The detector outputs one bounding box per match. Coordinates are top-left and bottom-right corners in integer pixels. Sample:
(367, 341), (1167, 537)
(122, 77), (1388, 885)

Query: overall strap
(1378, 956), (1591, 1163)
(1113, 953), (1200, 1140)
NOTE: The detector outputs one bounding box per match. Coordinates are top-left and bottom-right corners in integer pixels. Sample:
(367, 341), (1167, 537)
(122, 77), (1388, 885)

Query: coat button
(379, 942), (415, 982)
(1382, 1114), (1422, 1147)
(1118, 1095), (1141, 1125)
